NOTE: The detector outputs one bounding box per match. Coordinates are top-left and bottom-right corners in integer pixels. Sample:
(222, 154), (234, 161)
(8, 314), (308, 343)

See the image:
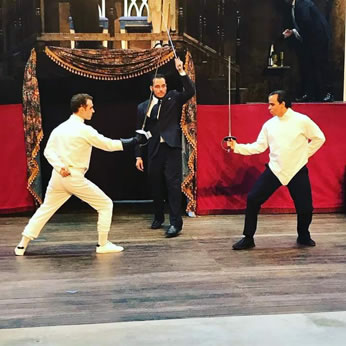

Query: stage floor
(1, 211), (346, 330)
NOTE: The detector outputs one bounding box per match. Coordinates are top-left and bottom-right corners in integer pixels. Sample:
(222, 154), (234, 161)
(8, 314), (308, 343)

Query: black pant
(70, 0), (101, 48)
(243, 165), (313, 241)
(148, 143), (183, 229)
(296, 41), (329, 100)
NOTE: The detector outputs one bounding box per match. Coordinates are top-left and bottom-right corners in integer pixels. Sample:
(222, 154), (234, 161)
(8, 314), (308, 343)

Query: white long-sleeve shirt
(234, 108), (325, 185)
(44, 114), (123, 173)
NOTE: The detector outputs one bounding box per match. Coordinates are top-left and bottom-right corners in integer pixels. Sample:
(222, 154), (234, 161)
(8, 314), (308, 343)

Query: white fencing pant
(22, 168), (113, 240)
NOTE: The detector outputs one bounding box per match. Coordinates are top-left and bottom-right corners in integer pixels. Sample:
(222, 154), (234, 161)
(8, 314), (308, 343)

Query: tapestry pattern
(45, 46), (174, 80)
(22, 48), (43, 205)
(181, 51), (197, 214)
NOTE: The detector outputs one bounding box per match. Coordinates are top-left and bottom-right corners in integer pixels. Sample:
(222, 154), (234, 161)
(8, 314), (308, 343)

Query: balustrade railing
(123, 0), (149, 17)
(1, 0), (241, 100)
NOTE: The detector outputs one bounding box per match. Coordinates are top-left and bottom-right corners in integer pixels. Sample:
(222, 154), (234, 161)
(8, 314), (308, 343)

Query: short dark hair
(151, 73), (166, 86)
(70, 93), (93, 113)
(269, 90), (292, 108)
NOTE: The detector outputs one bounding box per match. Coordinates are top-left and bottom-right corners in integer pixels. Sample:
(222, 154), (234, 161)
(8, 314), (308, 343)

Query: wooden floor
(0, 209), (346, 329)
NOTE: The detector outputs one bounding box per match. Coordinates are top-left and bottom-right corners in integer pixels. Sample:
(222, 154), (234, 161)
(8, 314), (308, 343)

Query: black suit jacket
(293, 0), (330, 51)
(135, 74), (195, 162)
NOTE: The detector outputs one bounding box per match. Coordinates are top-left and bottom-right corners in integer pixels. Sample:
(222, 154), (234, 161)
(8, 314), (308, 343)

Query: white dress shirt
(144, 70), (186, 146)
(234, 108), (325, 185)
(147, 95), (166, 143)
(44, 114), (123, 173)
(147, 95), (162, 119)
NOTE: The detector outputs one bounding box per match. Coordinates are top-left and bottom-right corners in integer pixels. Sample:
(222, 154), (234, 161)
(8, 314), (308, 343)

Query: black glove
(135, 130), (151, 145)
(120, 130), (151, 150)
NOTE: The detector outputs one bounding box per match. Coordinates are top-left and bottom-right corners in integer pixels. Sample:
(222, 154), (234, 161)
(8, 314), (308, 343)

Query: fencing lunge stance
(15, 93), (149, 256)
(228, 90), (325, 250)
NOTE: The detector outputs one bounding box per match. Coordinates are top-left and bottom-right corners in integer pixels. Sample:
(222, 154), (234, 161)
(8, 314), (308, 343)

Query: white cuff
(292, 29), (302, 41)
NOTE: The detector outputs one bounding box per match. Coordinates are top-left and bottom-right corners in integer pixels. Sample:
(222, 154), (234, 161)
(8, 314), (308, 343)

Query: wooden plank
(58, 2), (71, 48)
(113, 33), (177, 41)
(37, 33), (181, 42)
(58, 3), (70, 34)
(40, 0), (45, 33)
(0, 212), (346, 328)
(37, 33), (111, 41)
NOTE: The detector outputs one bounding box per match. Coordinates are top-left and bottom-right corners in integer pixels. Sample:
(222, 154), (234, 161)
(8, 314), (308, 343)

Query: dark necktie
(150, 99), (162, 120)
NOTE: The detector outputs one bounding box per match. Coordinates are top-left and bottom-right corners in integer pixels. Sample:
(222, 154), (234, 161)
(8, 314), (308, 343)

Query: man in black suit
(135, 57), (195, 238)
(283, 0), (333, 102)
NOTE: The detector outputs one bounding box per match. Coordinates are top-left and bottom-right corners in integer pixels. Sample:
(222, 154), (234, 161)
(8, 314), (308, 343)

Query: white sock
(98, 233), (108, 246)
(18, 235), (30, 249)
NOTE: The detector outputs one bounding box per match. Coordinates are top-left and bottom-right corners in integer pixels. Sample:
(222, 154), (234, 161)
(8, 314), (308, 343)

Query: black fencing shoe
(165, 225), (182, 238)
(295, 94), (309, 102)
(232, 237), (255, 250)
(322, 93), (334, 102)
(151, 220), (163, 229)
(297, 238), (316, 247)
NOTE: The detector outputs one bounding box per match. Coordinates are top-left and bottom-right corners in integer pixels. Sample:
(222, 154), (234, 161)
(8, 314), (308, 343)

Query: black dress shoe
(232, 237), (255, 250)
(297, 238), (316, 247)
(165, 225), (182, 238)
(151, 220), (163, 229)
(322, 92), (334, 102)
(295, 94), (310, 102)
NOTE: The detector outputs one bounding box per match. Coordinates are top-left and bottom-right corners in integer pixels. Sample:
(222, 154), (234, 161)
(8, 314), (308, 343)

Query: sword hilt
(221, 135), (237, 153)
(223, 135), (237, 142)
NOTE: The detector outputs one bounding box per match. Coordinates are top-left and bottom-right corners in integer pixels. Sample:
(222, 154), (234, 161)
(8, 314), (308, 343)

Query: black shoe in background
(295, 94), (313, 102)
(151, 219), (163, 229)
(232, 237), (255, 250)
(297, 237), (316, 247)
(165, 225), (182, 238)
(322, 92), (334, 102)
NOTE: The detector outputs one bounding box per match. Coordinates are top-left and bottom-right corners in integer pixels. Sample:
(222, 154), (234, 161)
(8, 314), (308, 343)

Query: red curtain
(0, 104), (34, 213)
(197, 104), (346, 214)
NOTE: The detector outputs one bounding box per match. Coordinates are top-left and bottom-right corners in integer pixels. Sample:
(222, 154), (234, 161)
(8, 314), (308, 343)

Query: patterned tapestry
(22, 48), (43, 205)
(181, 51), (197, 215)
(45, 45), (174, 80)
(22, 46), (197, 211)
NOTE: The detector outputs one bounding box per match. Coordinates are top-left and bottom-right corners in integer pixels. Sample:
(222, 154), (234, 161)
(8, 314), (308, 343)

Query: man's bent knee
(97, 197), (113, 213)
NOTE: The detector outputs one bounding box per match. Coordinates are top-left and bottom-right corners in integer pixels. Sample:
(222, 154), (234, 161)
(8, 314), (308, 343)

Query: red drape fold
(0, 104), (35, 213)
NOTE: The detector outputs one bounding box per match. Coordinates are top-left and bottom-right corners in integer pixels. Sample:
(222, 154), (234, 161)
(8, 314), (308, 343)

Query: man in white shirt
(15, 93), (147, 256)
(228, 90), (325, 250)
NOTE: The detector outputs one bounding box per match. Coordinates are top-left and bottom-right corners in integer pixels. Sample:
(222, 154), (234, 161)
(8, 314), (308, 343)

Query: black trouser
(243, 165), (313, 241)
(148, 143), (183, 229)
(70, 0), (101, 48)
(296, 41), (329, 101)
